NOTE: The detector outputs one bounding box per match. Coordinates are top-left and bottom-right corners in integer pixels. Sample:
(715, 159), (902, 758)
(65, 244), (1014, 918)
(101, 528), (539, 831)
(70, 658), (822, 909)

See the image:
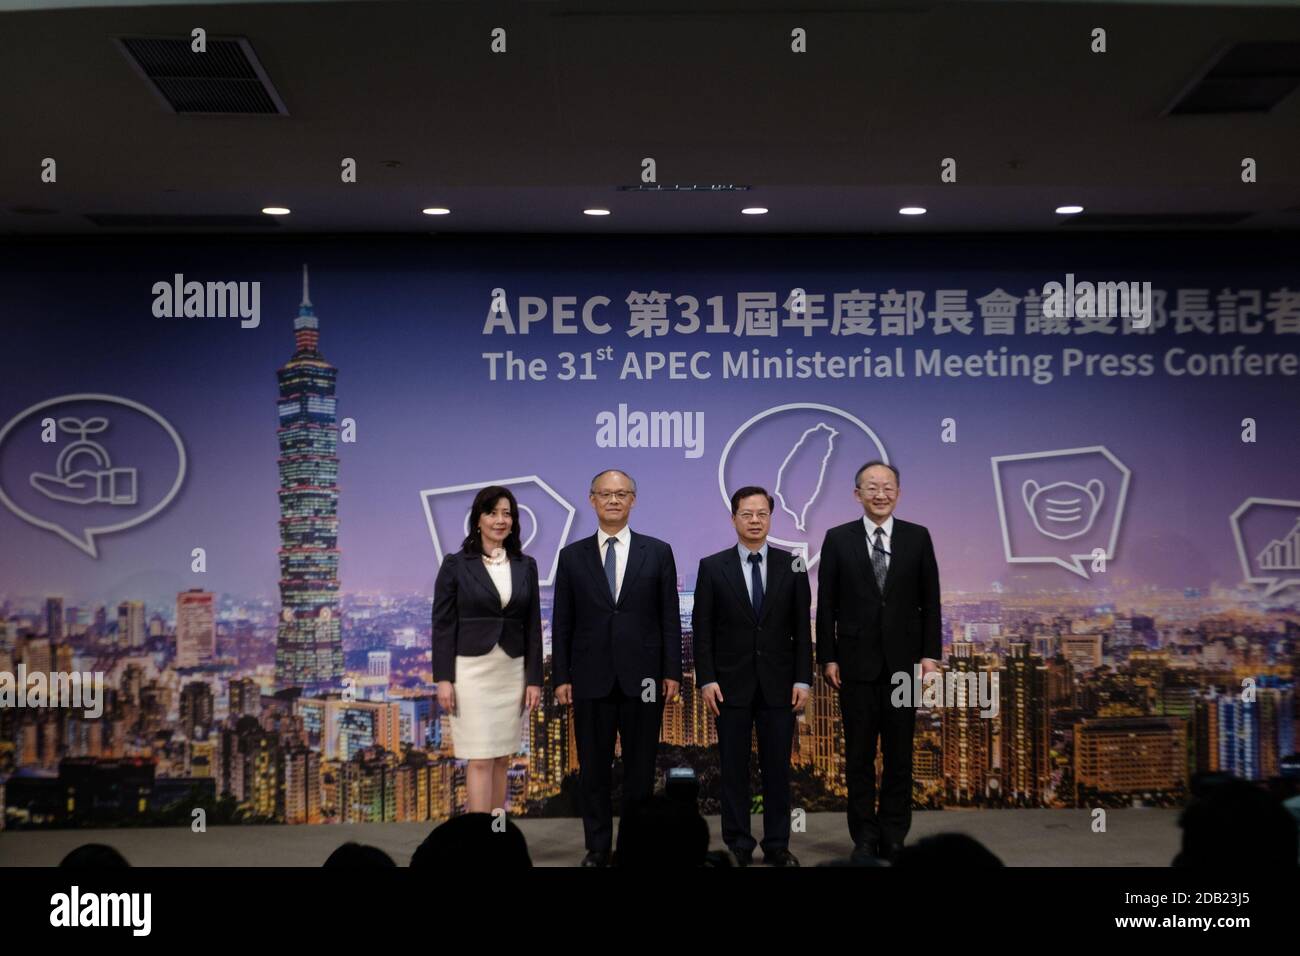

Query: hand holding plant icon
(30, 416), (138, 505)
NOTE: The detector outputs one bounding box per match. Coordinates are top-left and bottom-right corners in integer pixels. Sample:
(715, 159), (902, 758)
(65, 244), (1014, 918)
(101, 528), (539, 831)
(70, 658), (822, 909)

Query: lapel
(583, 534), (616, 608)
(848, 520), (881, 599)
(617, 531), (648, 608)
(881, 520), (903, 598)
(760, 546), (787, 626)
(465, 552), (502, 606)
(504, 555), (525, 612)
(723, 547), (757, 624)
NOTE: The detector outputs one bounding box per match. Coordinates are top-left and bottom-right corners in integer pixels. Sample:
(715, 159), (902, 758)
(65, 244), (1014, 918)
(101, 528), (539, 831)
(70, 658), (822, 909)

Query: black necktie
(748, 551), (764, 618)
(604, 537), (618, 601)
(871, 527), (888, 591)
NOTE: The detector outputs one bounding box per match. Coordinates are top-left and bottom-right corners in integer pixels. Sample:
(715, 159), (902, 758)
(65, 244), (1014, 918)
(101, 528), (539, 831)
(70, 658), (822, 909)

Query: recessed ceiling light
(1056, 205), (1084, 215)
(741, 207), (768, 215)
(583, 208), (611, 216)
(899, 206), (926, 216)
(262, 206), (290, 215)
(422, 207), (451, 216)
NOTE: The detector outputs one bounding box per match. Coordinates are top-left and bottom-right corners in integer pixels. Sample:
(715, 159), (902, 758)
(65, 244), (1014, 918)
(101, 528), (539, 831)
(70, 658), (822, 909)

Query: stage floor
(0, 808), (1182, 867)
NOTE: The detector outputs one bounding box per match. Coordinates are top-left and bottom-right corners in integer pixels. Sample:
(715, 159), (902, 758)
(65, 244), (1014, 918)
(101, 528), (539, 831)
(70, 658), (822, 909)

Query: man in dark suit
(693, 486), (812, 866)
(816, 461), (941, 864)
(552, 469), (683, 866)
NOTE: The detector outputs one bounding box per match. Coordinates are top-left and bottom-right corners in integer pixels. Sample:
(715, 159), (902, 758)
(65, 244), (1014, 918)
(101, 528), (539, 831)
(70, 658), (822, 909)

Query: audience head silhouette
(323, 842), (397, 868)
(892, 833), (1004, 869)
(1175, 775), (1298, 867)
(59, 843), (130, 868)
(410, 812), (532, 868)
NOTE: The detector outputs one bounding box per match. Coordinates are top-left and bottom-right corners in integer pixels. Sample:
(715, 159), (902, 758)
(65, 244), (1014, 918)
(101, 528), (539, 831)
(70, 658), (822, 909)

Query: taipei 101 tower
(274, 264), (343, 695)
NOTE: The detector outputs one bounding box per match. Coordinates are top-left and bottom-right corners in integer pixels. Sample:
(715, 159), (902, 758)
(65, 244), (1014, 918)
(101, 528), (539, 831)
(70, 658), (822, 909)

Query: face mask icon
(1021, 478), (1104, 541)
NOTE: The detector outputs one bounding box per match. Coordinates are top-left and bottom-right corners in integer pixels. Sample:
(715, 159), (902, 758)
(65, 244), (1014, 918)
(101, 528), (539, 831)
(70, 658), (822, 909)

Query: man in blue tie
(552, 469), (683, 866)
(692, 486), (812, 865)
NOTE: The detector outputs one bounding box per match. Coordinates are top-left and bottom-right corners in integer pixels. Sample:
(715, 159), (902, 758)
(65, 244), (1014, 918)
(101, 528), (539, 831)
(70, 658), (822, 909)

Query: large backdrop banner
(0, 235), (1297, 826)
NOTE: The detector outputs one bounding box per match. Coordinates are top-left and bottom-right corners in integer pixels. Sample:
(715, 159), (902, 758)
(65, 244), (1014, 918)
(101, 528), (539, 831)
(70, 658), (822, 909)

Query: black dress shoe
(849, 841), (879, 864)
(763, 848), (800, 867)
(879, 841), (905, 863)
(581, 850), (609, 867)
(730, 846), (754, 867)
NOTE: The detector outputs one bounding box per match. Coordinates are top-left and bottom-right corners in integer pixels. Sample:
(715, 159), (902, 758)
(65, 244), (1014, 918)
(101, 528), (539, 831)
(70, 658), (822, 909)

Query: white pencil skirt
(449, 644), (525, 759)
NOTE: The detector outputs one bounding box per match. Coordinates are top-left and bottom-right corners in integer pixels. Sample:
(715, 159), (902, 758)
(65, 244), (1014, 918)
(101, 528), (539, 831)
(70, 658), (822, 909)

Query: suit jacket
(815, 517), (941, 681)
(431, 549), (543, 686)
(551, 530), (683, 700)
(692, 544), (813, 707)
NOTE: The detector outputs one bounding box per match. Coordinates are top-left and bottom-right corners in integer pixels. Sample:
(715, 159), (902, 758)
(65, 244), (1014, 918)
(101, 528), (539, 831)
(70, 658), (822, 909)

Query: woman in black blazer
(432, 485), (543, 813)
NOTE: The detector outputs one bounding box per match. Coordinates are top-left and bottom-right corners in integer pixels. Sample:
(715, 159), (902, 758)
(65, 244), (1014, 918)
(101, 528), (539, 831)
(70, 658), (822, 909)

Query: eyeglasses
(737, 511), (771, 521)
(858, 485), (897, 497)
(592, 491), (634, 502)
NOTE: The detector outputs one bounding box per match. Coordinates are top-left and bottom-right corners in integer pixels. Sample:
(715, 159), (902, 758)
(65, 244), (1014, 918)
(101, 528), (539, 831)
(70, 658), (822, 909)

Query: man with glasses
(691, 486), (812, 865)
(815, 461), (941, 863)
(552, 469), (683, 866)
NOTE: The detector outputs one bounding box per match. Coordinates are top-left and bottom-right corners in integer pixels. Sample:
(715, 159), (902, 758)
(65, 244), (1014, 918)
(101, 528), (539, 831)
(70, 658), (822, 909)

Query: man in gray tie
(815, 461), (942, 863)
(552, 469), (683, 866)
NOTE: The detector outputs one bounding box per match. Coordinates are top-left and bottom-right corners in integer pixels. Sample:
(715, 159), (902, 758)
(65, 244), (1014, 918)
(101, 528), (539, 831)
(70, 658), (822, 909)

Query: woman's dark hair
(461, 485), (523, 558)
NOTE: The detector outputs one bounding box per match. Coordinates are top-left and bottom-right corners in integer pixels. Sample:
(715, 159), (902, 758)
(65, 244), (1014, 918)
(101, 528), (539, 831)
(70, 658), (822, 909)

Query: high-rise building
(941, 642), (995, 804)
(340, 746), (398, 823)
(116, 601), (145, 649)
(1000, 643), (1050, 806)
(176, 589), (215, 668)
(527, 656), (571, 802)
(274, 264), (343, 695)
(22, 636), (52, 676)
(179, 681), (215, 738)
(809, 673), (845, 796)
(44, 596), (64, 642)
(1193, 689), (1222, 774)
(229, 678), (261, 719)
(1257, 682), (1295, 779)
(284, 744), (322, 824)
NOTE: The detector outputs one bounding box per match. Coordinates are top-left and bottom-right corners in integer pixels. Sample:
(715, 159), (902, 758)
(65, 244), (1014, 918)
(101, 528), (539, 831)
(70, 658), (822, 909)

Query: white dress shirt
(484, 557), (511, 609)
(599, 525), (632, 602)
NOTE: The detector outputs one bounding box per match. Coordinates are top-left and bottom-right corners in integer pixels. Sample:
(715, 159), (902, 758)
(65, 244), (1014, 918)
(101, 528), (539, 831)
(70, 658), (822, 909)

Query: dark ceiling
(3, 0), (1299, 235)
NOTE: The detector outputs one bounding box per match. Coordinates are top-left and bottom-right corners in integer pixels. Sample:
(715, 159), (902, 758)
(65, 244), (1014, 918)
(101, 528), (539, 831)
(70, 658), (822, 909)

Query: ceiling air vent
(114, 35), (288, 115)
(1166, 42), (1300, 115)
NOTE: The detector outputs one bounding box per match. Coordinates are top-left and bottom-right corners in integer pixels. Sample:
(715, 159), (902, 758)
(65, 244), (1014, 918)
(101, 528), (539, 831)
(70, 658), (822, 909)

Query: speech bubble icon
(0, 394), (186, 557)
(418, 475), (576, 586)
(1230, 497), (1300, 597)
(991, 446), (1130, 579)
